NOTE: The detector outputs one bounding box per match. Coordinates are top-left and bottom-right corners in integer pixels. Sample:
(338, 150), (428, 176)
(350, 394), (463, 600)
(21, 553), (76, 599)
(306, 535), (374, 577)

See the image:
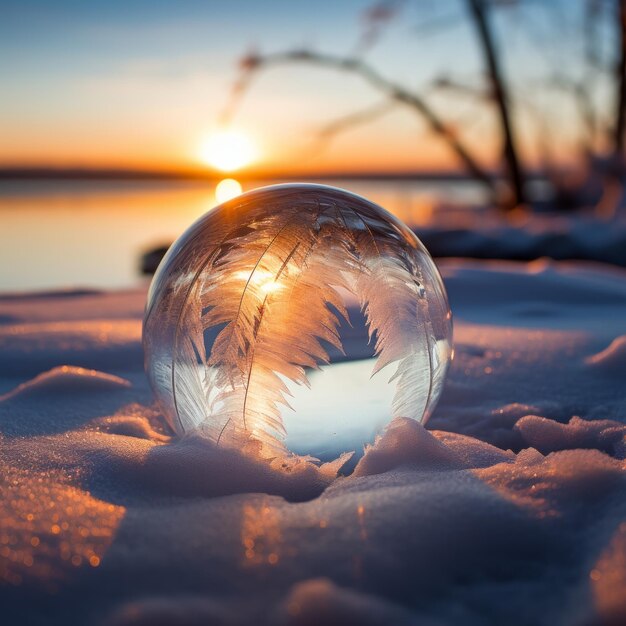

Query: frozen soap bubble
(143, 184), (452, 465)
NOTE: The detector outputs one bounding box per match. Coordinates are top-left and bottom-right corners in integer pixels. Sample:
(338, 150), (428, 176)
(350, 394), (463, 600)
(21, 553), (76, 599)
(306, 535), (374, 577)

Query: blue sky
(0, 0), (603, 173)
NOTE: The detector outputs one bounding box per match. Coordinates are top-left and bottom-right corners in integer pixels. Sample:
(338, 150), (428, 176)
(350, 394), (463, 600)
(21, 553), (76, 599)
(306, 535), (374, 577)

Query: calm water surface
(0, 178), (484, 292)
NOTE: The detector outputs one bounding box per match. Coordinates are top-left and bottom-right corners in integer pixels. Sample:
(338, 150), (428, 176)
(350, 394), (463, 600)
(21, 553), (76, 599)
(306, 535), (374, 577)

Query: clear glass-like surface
(143, 184), (452, 464)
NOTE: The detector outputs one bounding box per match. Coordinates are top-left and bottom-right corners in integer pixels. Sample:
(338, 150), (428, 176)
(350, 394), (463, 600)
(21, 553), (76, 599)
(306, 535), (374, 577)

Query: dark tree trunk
(468, 0), (526, 208)
(615, 0), (626, 155)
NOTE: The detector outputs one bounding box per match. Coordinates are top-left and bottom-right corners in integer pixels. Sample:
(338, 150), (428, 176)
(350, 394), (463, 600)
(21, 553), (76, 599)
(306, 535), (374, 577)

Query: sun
(198, 129), (257, 172)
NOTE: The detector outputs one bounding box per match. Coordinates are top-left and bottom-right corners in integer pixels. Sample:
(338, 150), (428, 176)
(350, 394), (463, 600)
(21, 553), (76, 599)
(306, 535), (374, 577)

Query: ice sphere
(143, 184), (452, 463)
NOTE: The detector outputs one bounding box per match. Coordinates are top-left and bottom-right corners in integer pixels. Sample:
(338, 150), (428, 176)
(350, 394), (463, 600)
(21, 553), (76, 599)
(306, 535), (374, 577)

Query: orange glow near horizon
(0, 115), (582, 178)
(0, 1), (593, 180)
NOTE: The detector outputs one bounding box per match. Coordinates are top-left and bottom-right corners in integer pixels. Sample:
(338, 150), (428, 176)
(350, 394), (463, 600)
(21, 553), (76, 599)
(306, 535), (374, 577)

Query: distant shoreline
(0, 166), (491, 183)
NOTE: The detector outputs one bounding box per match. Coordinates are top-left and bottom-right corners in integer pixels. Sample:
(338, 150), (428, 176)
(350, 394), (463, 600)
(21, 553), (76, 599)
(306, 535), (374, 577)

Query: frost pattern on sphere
(143, 184), (452, 460)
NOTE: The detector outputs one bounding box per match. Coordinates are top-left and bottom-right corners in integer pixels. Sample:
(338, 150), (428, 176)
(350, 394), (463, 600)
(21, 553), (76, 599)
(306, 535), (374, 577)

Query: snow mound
(353, 417), (464, 476)
(0, 319), (141, 376)
(0, 366), (131, 401)
(106, 596), (234, 626)
(93, 413), (170, 442)
(585, 334), (626, 372)
(277, 578), (415, 626)
(432, 430), (515, 468)
(133, 434), (344, 501)
(419, 213), (626, 267)
(515, 414), (626, 458)
(0, 366), (137, 437)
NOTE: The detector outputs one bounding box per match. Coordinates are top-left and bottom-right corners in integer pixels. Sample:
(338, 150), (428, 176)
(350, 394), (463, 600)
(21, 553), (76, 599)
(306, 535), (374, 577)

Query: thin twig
(229, 48), (496, 194)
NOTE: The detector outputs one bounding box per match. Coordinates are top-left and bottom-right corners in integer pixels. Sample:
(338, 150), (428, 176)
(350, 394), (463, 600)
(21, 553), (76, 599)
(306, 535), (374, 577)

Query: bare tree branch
(317, 101), (397, 140)
(615, 0), (626, 154)
(314, 88), (482, 160)
(230, 49), (496, 194)
(430, 77), (490, 101)
(354, 0), (404, 56)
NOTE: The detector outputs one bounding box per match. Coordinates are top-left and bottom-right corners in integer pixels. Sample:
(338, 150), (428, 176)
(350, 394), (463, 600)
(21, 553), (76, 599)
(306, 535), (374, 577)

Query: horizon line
(0, 165), (488, 182)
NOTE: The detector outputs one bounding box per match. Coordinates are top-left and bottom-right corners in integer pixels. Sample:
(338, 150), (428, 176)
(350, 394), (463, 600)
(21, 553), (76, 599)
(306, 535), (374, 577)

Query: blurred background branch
(221, 0), (626, 214)
(228, 48), (498, 198)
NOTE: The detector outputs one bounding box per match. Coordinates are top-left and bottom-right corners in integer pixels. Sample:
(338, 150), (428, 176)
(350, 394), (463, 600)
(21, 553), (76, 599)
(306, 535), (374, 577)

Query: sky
(0, 0), (603, 176)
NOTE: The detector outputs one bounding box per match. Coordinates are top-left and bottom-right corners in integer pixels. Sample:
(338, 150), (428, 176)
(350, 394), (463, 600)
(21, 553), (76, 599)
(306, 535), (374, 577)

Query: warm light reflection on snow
(2, 257), (626, 624)
(0, 320), (141, 352)
(0, 463), (124, 588)
(357, 504), (368, 541)
(591, 522), (626, 621)
(240, 500), (283, 567)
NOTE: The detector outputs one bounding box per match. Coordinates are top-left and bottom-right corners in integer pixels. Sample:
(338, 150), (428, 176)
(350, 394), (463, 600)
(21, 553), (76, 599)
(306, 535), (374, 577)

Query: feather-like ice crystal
(143, 184), (452, 463)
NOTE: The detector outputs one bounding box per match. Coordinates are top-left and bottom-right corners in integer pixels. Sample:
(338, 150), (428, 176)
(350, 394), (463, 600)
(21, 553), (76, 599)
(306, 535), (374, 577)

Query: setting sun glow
(199, 130), (257, 172)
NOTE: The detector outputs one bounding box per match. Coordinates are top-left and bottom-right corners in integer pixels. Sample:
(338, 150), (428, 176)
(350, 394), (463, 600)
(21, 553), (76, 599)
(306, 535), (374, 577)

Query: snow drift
(0, 259), (625, 625)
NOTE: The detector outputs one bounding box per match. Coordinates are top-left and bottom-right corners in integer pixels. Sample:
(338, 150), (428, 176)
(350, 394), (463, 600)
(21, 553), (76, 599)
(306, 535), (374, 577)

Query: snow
(419, 210), (626, 267)
(1, 259), (625, 625)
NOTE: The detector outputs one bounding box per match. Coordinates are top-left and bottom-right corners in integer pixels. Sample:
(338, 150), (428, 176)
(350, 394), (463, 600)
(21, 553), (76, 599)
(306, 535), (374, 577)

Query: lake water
(0, 177), (484, 292)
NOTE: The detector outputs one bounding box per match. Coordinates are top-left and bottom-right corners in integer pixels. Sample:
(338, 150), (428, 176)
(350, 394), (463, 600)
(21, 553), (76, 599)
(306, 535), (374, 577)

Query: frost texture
(143, 184), (452, 458)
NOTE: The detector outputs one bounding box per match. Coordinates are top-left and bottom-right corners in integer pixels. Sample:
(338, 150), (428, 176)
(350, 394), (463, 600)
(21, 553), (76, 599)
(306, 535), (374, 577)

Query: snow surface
(419, 209), (626, 267)
(1, 259), (625, 625)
